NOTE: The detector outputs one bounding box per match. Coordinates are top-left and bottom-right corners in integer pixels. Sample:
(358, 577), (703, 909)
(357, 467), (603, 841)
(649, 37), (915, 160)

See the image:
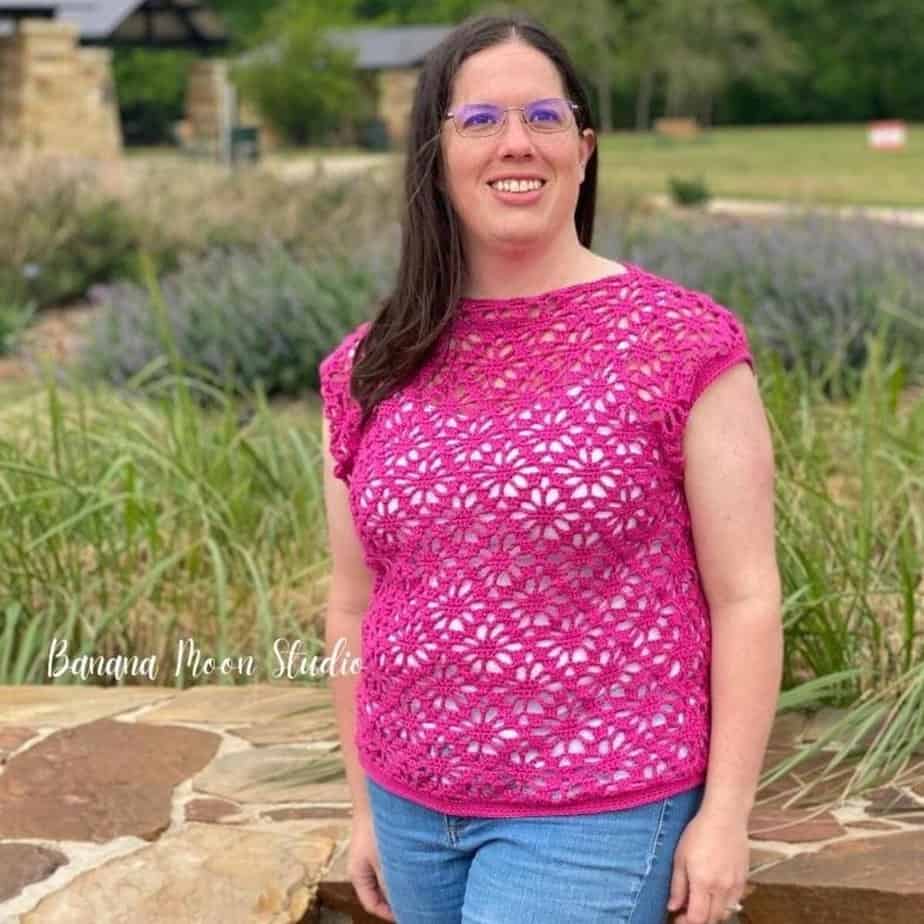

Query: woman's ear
(579, 128), (595, 183)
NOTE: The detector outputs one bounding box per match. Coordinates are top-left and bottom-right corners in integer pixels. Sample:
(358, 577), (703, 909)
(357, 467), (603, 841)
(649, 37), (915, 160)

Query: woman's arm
(321, 415), (375, 818)
(684, 361), (783, 819)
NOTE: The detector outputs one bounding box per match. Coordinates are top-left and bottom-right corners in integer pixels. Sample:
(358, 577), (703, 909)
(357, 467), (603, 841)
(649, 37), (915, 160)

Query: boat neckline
(456, 262), (643, 307)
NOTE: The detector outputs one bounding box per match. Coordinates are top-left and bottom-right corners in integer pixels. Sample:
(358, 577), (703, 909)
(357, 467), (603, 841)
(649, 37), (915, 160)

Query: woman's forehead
(450, 41), (564, 103)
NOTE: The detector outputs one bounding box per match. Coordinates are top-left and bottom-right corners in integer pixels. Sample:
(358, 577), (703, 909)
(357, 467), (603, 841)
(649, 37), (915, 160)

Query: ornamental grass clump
(0, 373), (331, 686)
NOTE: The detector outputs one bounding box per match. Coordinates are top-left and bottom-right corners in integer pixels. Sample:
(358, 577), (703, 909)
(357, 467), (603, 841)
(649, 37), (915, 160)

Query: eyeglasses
(444, 98), (580, 138)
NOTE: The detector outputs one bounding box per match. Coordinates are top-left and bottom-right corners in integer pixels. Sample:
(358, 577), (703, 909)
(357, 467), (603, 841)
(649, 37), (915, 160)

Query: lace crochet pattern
(319, 262), (755, 817)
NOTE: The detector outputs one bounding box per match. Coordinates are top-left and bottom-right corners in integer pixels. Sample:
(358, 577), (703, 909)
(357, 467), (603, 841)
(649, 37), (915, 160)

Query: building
(326, 26), (452, 145)
(0, 0), (227, 158)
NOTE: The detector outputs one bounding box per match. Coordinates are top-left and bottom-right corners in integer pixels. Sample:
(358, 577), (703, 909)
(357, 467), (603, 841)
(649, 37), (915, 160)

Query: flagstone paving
(0, 682), (921, 923)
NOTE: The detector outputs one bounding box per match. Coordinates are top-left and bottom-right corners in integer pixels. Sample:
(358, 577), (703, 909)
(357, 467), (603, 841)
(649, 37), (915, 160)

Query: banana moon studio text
(45, 637), (362, 682)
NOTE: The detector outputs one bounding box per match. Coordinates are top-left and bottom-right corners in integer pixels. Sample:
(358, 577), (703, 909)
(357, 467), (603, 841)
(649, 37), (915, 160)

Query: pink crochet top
(319, 262), (756, 817)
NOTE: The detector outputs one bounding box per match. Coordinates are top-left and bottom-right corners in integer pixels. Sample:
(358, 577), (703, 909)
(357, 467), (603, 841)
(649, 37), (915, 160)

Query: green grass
(125, 124), (924, 208)
(124, 144), (373, 162)
(0, 370), (330, 688)
(596, 123), (924, 209)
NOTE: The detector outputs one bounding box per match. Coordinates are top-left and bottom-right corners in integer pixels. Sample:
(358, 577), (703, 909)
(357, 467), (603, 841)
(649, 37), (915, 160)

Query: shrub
(0, 158), (400, 311)
(667, 175), (711, 207)
(0, 161), (153, 308)
(0, 296), (34, 357)
(79, 241), (395, 397)
(28, 199), (145, 306)
(232, 6), (374, 146)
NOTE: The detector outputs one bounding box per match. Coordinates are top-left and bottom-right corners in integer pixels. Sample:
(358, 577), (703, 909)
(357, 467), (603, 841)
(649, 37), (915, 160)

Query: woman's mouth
(487, 178), (547, 203)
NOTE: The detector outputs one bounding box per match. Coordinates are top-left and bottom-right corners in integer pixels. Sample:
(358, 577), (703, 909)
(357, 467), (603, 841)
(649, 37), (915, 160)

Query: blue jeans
(365, 776), (705, 924)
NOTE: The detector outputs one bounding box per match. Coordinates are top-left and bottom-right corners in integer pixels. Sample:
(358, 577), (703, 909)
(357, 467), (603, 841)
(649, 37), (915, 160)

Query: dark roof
(0, 0), (56, 20)
(0, 2), (57, 37)
(0, 2), (57, 12)
(326, 25), (452, 70)
(0, 0), (228, 47)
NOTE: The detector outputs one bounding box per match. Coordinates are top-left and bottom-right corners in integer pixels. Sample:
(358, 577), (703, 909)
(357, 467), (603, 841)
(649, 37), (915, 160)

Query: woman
(319, 12), (782, 924)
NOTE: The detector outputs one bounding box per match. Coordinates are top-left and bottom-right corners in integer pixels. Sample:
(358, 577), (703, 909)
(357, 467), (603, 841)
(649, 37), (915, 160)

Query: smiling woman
(318, 11), (781, 924)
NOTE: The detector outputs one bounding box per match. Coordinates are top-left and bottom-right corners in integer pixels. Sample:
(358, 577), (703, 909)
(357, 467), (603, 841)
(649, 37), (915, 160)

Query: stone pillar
(76, 46), (122, 158)
(185, 58), (287, 156)
(0, 34), (13, 146)
(0, 19), (121, 158)
(377, 67), (419, 146)
(184, 58), (228, 153)
(0, 26), (25, 150)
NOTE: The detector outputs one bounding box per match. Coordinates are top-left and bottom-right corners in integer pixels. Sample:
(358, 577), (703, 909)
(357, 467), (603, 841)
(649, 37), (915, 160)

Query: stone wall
(0, 19), (121, 159)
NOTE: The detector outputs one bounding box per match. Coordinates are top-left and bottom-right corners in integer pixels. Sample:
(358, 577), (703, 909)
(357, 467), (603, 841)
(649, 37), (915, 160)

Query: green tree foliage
(722, 0), (924, 122)
(355, 0), (482, 22)
(208, 0), (278, 43)
(232, 2), (374, 146)
(631, 0), (800, 125)
(112, 48), (194, 145)
(499, 0), (625, 132)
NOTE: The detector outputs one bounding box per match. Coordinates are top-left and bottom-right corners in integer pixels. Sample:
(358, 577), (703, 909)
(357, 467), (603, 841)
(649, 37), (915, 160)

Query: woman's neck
(461, 233), (605, 301)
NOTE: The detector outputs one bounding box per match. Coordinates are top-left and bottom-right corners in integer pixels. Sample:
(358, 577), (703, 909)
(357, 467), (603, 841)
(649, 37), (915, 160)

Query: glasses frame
(444, 98), (582, 138)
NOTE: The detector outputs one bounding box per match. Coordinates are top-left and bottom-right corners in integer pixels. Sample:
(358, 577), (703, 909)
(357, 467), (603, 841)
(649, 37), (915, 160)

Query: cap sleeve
(657, 292), (756, 477)
(318, 321), (371, 484)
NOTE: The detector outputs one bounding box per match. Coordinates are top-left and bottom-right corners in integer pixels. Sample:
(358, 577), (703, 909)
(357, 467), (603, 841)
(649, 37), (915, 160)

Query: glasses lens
(525, 99), (572, 132)
(456, 104), (502, 136)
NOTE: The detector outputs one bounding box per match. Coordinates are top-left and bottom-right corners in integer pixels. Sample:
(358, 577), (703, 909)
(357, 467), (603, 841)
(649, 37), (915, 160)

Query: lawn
(125, 124), (924, 209)
(596, 123), (924, 209)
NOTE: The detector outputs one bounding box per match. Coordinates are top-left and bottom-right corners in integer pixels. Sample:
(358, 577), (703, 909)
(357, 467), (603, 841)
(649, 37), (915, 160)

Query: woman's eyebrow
(454, 97), (561, 107)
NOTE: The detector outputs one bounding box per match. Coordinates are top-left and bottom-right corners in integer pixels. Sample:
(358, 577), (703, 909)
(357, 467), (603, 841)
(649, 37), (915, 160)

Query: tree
(232, 2), (374, 146)
(112, 48), (195, 145)
(621, 0), (801, 129)
(489, 0), (626, 132)
(208, 0), (279, 44)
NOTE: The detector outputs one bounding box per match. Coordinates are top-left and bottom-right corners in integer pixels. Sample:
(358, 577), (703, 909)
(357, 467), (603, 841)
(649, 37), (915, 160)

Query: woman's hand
(666, 808), (750, 924)
(348, 810), (396, 922)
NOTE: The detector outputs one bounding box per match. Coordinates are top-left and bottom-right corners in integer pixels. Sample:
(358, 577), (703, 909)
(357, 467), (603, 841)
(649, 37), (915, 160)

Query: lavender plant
(598, 211), (924, 398)
(79, 240), (396, 398)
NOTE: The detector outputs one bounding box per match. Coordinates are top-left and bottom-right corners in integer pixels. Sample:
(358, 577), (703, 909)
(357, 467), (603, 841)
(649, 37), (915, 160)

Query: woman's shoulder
(627, 266), (747, 341)
(320, 320), (372, 380)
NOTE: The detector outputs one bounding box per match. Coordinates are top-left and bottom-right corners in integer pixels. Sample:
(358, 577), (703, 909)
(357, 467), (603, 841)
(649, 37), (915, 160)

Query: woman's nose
(496, 112), (535, 153)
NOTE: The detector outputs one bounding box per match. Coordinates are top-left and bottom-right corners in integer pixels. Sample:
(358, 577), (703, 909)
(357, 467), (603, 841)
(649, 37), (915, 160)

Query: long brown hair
(349, 11), (599, 429)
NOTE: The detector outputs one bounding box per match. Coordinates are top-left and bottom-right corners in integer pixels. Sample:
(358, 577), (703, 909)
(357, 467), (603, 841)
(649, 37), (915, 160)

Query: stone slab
(194, 744), (351, 805)
(865, 785), (922, 816)
(748, 805), (846, 843)
(746, 829), (924, 923)
(0, 718), (219, 842)
(0, 686), (176, 726)
(184, 798), (241, 823)
(139, 682), (330, 727)
(20, 822), (337, 924)
(0, 726), (36, 763)
(234, 712), (340, 747)
(0, 843), (68, 904)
